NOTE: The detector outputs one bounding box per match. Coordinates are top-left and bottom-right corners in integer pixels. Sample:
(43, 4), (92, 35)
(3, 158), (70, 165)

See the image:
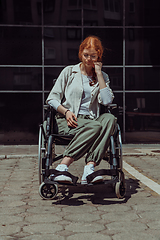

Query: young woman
(46, 36), (116, 184)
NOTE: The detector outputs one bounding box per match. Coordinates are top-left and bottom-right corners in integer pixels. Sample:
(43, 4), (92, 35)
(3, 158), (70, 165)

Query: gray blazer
(46, 63), (114, 119)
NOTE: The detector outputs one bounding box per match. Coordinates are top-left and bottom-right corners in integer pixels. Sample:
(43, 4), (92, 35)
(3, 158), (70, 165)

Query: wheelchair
(38, 104), (126, 200)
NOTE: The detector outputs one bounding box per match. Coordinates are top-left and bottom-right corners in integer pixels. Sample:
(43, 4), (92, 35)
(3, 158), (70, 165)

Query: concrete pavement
(0, 144), (160, 239)
(1, 144), (160, 159)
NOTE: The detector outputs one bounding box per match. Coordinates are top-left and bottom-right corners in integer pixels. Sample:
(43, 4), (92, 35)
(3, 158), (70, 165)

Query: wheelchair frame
(38, 104), (126, 200)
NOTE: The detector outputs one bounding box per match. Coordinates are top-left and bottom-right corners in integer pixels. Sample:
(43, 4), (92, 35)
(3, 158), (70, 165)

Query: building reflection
(0, 0), (160, 143)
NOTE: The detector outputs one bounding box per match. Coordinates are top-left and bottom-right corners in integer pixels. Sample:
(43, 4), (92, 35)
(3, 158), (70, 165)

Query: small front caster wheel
(39, 182), (58, 200)
(115, 181), (126, 199)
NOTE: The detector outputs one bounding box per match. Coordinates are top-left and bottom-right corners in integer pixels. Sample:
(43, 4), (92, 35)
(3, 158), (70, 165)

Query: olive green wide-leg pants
(56, 113), (116, 165)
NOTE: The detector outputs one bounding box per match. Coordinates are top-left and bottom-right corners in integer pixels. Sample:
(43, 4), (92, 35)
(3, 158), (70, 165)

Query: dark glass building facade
(0, 0), (160, 144)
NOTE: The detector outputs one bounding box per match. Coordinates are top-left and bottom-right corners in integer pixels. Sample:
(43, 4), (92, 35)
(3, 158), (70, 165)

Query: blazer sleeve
(46, 66), (72, 104)
(98, 71), (114, 105)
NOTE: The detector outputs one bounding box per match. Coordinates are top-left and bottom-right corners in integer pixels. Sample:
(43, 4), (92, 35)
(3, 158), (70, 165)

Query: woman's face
(81, 48), (98, 68)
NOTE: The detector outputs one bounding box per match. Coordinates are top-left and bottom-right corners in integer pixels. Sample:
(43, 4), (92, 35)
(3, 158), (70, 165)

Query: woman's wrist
(97, 72), (106, 89)
(96, 71), (103, 77)
(64, 109), (70, 116)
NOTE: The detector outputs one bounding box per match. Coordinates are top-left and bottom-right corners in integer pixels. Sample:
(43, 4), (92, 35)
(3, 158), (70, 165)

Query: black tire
(38, 122), (46, 185)
(39, 182), (58, 200)
(115, 180), (126, 199)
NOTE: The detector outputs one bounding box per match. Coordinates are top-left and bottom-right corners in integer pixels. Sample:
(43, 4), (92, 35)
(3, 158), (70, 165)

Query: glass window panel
(126, 28), (160, 65)
(103, 67), (123, 90)
(0, 0), (42, 25)
(115, 0), (120, 13)
(125, 0), (160, 26)
(0, 27), (42, 65)
(44, 28), (81, 65)
(84, 0), (90, 5)
(109, 0), (114, 12)
(0, 67), (42, 91)
(44, 0), (56, 12)
(104, 0), (109, 11)
(126, 67), (160, 90)
(92, 0), (96, 7)
(84, 0), (123, 26)
(43, 0), (81, 26)
(69, 0), (77, 7)
(44, 67), (64, 91)
(0, 93), (42, 144)
(84, 28), (123, 65)
(125, 93), (160, 143)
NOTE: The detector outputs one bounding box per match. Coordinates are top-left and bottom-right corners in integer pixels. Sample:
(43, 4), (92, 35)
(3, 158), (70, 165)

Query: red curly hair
(79, 36), (104, 85)
(79, 36), (104, 62)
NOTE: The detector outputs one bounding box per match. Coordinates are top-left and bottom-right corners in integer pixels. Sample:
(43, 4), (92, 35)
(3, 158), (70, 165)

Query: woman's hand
(57, 105), (78, 128)
(65, 111), (78, 128)
(93, 62), (102, 75)
(93, 62), (107, 89)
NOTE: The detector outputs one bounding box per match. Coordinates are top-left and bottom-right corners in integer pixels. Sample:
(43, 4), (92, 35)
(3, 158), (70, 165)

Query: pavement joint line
(123, 160), (160, 195)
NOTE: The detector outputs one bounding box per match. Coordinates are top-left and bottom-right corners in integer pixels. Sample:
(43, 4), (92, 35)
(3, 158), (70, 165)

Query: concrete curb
(123, 153), (147, 156)
(123, 152), (160, 156)
(0, 154), (38, 160)
(1, 152), (160, 160)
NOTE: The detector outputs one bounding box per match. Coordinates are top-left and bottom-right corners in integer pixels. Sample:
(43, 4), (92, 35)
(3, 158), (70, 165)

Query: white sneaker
(51, 164), (73, 184)
(81, 164), (103, 185)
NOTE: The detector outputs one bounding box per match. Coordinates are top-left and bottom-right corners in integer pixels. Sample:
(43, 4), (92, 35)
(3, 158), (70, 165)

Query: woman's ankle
(86, 161), (96, 167)
(60, 156), (74, 167)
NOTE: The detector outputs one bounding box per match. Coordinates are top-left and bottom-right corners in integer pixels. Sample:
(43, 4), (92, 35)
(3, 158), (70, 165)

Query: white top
(78, 74), (92, 115)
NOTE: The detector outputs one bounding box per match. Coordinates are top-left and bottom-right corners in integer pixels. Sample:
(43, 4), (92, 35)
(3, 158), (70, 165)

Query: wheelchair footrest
(49, 169), (79, 185)
(86, 169), (117, 184)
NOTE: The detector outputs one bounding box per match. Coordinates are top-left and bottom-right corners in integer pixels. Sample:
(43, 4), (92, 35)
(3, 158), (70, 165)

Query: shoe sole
(54, 175), (73, 184)
(81, 176), (103, 185)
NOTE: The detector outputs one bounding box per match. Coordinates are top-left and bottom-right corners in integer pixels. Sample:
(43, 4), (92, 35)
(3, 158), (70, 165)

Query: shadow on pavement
(51, 178), (140, 206)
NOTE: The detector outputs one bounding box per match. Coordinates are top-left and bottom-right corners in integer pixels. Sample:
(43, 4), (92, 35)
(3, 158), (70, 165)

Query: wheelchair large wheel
(38, 123), (46, 185)
(39, 182), (58, 200)
(115, 124), (123, 170)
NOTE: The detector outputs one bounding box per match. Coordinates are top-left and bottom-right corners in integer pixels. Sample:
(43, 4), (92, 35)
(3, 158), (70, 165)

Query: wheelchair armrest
(43, 105), (57, 115)
(43, 104), (51, 110)
(108, 104), (117, 110)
